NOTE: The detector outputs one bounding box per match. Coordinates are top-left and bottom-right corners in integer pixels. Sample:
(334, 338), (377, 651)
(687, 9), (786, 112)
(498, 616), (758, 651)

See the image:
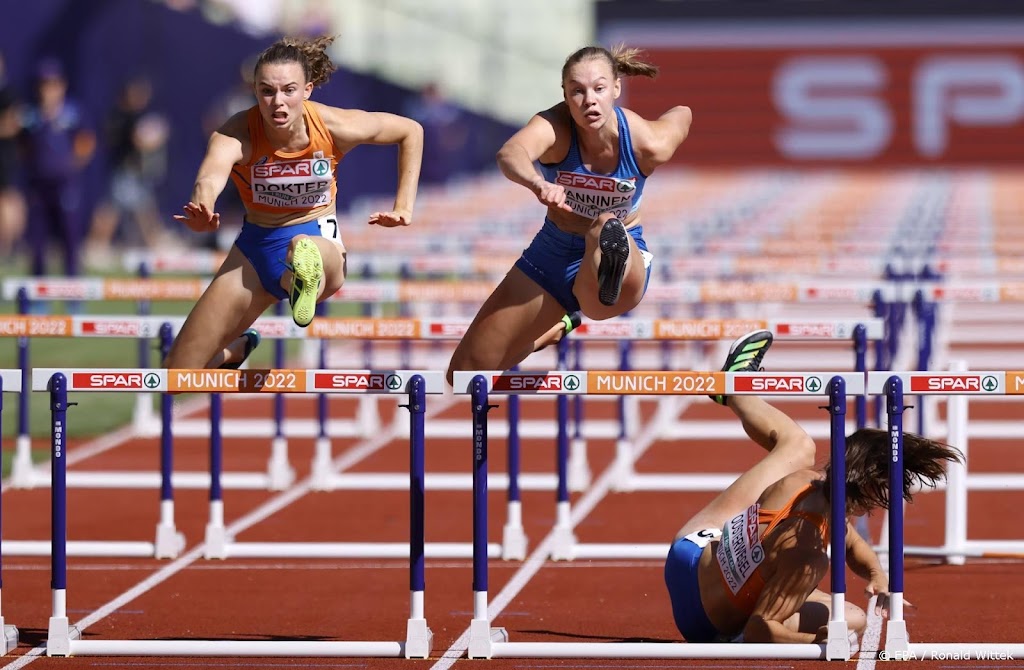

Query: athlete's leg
(530, 312), (581, 355)
(674, 332), (817, 539)
(782, 588), (867, 636)
(573, 213), (646, 320)
(164, 247), (276, 369)
(446, 267), (568, 386)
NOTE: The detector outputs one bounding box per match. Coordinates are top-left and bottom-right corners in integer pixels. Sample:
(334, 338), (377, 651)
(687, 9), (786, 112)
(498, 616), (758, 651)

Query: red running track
(1, 390), (1022, 670)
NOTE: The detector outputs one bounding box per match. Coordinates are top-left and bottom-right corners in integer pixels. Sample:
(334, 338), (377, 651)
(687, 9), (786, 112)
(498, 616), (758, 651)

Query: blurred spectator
(403, 82), (469, 186)
(0, 51), (26, 260)
(19, 57), (96, 277)
(85, 76), (174, 267)
(200, 56), (256, 250)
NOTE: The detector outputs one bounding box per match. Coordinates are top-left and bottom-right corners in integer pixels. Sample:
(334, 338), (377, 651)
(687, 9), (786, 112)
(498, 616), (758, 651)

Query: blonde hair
(561, 44), (659, 82)
(254, 35), (337, 88)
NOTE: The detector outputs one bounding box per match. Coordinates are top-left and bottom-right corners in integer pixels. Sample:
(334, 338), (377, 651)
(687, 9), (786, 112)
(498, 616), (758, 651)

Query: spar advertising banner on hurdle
(0, 314), (885, 341)
(868, 371), (1024, 395)
(598, 17), (1024, 166)
(31, 369), (446, 394)
(454, 371), (866, 396)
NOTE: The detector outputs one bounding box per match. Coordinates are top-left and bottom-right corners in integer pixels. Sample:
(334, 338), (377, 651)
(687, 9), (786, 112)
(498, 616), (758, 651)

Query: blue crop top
(538, 107), (648, 221)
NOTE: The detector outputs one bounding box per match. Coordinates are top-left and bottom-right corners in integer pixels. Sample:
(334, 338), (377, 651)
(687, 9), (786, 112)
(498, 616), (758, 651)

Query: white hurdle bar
(454, 369), (862, 660)
(0, 370), (22, 654)
(869, 366), (1024, 563)
(35, 367), (436, 658)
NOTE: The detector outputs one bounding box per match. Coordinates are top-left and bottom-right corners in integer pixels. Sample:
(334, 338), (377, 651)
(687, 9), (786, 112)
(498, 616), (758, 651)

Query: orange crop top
(229, 101), (341, 225)
(714, 483), (829, 616)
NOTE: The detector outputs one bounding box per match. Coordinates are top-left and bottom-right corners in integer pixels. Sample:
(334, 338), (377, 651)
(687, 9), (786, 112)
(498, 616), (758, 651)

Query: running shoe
(534, 312), (583, 353)
(709, 329), (773, 405)
(597, 217), (630, 306)
(562, 311), (582, 335)
(287, 237), (323, 328)
(219, 328), (261, 370)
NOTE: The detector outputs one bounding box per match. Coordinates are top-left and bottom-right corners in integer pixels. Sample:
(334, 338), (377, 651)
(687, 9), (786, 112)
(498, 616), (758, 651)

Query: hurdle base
(468, 620), (508, 660)
(884, 619), (910, 655)
(403, 618), (432, 659)
(0, 619), (18, 655)
(45, 617), (81, 657)
(549, 525), (578, 561)
(154, 524), (186, 559)
(610, 438), (635, 492)
(825, 620), (850, 661)
(568, 436), (591, 492)
(204, 523), (229, 559)
(10, 434), (37, 489)
(309, 436), (334, 491)
(502, 522), (528, 561)
(267, 436), (296, 490)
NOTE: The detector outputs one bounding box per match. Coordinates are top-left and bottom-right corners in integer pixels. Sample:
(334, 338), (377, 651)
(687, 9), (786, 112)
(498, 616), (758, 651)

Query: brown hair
(560, 44), (659, 83)
(254, 35), (337, 88)
(823, 428), (962, 512)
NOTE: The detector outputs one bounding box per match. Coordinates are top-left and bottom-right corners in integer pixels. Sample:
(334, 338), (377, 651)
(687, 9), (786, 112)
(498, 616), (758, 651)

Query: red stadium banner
(601, 20), (1024, 165)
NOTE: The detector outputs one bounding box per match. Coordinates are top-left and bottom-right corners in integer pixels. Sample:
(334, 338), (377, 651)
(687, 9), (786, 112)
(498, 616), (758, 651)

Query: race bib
(715, 504), (765, 595)
(555, 171), (638, 220)
(683, 527), (721, 549)
(251, 158), (333, 209)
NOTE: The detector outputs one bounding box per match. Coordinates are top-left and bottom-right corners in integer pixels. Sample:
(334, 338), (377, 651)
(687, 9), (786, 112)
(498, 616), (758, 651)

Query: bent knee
(779, 433), (818, 471)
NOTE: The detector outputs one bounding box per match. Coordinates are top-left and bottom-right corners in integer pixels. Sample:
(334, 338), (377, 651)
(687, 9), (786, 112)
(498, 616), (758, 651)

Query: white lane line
(1, 395), (454, 669)
(856, 595), (882, 669)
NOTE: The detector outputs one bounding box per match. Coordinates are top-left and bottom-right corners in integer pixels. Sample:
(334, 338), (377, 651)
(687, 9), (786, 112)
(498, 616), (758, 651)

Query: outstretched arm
(845, 520), (903, 616)
(321, 104), (423, 227)
(496, 108), (573, 212)
(174, 111), (246, 233)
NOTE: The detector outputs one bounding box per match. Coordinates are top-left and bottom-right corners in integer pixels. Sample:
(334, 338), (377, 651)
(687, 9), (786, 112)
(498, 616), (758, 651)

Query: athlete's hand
(531, 179), (573, 212)
(866, 575), (913, 618)
(368, 210), (412, 227)
(174, 201), (220, 233)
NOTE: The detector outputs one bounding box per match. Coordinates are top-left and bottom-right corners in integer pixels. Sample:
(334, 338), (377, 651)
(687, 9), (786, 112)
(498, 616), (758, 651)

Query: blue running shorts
(514, 218), (652, 313)
(233, 219), (325, 300)
(664, 533), (721, 643)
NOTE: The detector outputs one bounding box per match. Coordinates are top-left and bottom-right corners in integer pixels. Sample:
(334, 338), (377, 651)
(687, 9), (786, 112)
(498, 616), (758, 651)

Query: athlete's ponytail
(561, 44), (659, 82)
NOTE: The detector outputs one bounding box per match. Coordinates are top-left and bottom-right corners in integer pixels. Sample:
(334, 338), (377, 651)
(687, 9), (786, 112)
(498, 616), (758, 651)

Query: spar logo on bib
(555, 171), (637, 219)
(251, 157), (333, 209)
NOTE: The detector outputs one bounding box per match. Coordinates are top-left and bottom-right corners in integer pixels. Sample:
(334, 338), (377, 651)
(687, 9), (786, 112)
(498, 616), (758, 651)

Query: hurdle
(0, 370), (21, 654)
(870, 372), (1024, 661)
(870, 366), (1024, 564)
(455, 369), (859, 660)
(0, 315), (315, 492)
(36, 367), (434, 658)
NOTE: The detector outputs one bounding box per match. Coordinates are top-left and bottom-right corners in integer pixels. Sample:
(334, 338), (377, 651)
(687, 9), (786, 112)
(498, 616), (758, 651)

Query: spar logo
(313, 373), (389, 390)
(555, 173), (635, 193)
(733, 375), (820, 393)
(72, 372), (145, 389)
(909, 375), (999, 393)
(253, 161), (312, 178)
(491, 373), (578, 392)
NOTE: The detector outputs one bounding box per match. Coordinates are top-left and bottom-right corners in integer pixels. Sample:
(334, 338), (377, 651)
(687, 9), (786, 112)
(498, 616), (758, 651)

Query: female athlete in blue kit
(446, 44), (692, 383)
